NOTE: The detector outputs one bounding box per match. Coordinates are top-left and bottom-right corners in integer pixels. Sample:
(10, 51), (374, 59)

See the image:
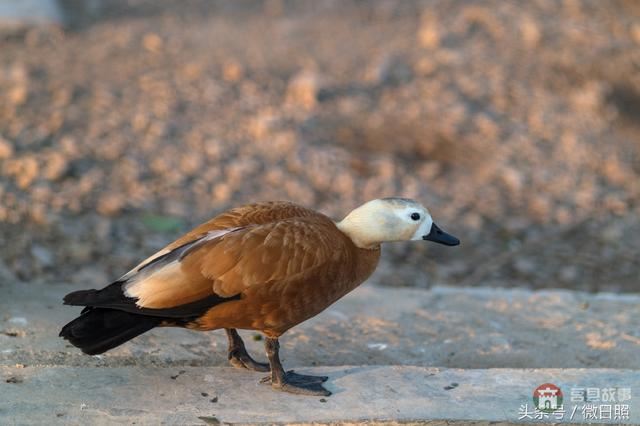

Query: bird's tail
(59, 307), (160, 355)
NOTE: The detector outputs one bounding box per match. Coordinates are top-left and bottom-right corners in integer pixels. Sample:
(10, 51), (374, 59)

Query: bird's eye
(410, 212), (421, 221)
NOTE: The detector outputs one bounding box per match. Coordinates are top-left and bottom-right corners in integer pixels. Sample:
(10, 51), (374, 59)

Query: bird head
(336, 197), (460, 249)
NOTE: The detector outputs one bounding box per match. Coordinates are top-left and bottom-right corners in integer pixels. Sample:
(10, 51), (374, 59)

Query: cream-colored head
(336, 197), (459, 249)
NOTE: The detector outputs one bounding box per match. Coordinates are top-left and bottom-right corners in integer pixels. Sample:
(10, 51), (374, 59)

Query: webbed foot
(261, 370), (331, 396)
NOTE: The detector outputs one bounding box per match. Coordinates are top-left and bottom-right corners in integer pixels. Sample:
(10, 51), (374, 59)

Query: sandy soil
(0, 0), (638, 292)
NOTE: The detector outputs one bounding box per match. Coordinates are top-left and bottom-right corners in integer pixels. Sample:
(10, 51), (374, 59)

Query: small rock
(31, 245), (54, 267)
(198, 416), (220, 425)
(0, 137), (14, 159)
(68, 242), (93, 263)
(222, 60), (243, 82)
(285, 70), (319, 110)
(528, 195), (551, 222)
(94, 218), (112, 240)
(6, 155), (39, 188)
(414, 57), (437, 76)
(170, 370), (186, 380)
(513, 258), (536, 276)
(417, 13), (440, 48)
(601, 223), (624, 243)
(520, 17), (541, 47)
(97, 193), (126, 216)
(9, 85), (28, 105)
(559, 265), (578, 283)
(8, 317), (28, 326)
(5, 376), (22, 384)
(462, 212), (483, 230)
(0, 259), (16, 282)
(631, 23), (640, 44)
(603, 195), (627, 215)
(142, 33), (163, 53)
(365, 54), (412, 85)
(212, 183), (231, 203)
(500, 167), (523, 194)
(367, 342), (388, 351)
(43, 152), (68, 180)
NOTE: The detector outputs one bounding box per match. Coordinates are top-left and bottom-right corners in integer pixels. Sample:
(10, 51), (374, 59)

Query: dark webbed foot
(225, 329), (270, 372)
(260, 370), (331, 396)
(262, 337), (331, 396)
(284, 370), (329, 383)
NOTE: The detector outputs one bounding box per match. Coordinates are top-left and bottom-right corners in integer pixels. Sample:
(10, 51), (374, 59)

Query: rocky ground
(0, 0), (638, 292)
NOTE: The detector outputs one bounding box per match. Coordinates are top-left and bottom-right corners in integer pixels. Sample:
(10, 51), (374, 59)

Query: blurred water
(0, 0), (102, 27)
(0, 0), (63, 25)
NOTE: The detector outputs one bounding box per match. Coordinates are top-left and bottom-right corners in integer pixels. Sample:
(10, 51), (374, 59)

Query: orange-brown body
(125, 201), (380, 337)
(192, 234), (380, 337)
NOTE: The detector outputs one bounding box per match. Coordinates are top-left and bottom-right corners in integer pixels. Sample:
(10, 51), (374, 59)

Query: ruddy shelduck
(60, 198), (459, 396)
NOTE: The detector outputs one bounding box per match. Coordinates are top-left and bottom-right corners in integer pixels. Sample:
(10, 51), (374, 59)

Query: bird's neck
(335, 218), (381, 250)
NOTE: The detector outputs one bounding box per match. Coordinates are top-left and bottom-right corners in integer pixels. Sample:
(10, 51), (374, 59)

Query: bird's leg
(225, 328), (270, 372)
(260, 336), (331, 396)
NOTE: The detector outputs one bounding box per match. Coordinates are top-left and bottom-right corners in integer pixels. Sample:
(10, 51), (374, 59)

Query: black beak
(422, 222), (460, 246)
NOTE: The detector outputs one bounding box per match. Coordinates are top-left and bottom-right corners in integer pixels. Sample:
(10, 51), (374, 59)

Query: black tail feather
(61, 281), (239, 354)
(59, 308), (160, 355)
(63, 289), (102, 306)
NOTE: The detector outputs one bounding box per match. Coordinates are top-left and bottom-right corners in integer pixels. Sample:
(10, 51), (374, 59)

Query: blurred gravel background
(0, 0), (638, 292)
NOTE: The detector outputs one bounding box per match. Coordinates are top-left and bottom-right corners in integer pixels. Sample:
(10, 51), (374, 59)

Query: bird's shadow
(295, 365), (387, 396)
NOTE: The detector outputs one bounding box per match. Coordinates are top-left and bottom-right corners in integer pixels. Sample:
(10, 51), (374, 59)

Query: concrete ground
(1, 280), (639, 424)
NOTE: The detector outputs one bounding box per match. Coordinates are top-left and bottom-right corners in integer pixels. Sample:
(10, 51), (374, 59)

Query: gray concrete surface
(2, 366), (638, 425)
(2, 281), (640, 369)
(1, 280), (640, 424)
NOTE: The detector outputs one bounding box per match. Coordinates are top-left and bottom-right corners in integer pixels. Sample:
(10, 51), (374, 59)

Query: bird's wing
(64, 202), (339, 319)
(121, 201), (318, 280)
(69, 215), (351, 320)
(63, 226), (245, 317)
(125, 217), (349, 305)
(182, 217), (350, 298)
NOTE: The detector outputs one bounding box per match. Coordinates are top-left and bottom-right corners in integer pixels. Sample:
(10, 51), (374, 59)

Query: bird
(60, 198), (460, 396)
